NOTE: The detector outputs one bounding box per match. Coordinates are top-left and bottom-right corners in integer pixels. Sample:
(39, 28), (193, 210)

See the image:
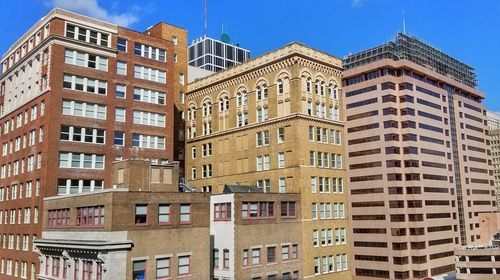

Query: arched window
(187, 106), (196, 121)
(320, 82), (325, 96)
(306, 78), (312, 93)
(277, 79), (284, 95)
(314, 80), (320, 95)
(329, 83), (338, 100)
(237, 91), (248, 107)
(256, 84), (268, 101)
(202, 101), (212, 116)
(219, 96), (229, 112)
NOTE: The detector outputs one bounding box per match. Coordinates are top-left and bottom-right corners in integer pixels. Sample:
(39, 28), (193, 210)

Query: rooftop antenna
(203, 0), (207, 37)
(402, 10), (407, 35)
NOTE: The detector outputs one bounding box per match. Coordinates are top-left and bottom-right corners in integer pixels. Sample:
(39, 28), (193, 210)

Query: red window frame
(47, 209), (70, 227)
(242, 202), (274, 219)
(214, 203), (231, 221)
(280, 201), (296, 217)
(281, 245), (290, 261)
(156, 257), (170, 279)
(76, 206), (105, 227)
(52, 257), (60, 276)
(82, 260), (93, 280)
(251, 248), (261, 265)
(135, 204), (148, 225)
(243, 249), (249, 266)
(179, 204), (191, 224)
(158, 204), (171, 225)
(292, 244), (298, 260)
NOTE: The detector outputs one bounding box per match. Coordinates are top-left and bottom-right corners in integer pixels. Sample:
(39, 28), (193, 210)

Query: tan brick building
(487, 111), (500, 211)
(185, 43), (351, 279)
(211, 186), (302, 279)
(343, 33), (496, 280)
(0, 8), (186, 279)
(35, 159), (211, 280)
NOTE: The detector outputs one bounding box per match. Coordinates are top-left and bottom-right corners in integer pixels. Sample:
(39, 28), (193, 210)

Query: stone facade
(185, 43), (351, 279)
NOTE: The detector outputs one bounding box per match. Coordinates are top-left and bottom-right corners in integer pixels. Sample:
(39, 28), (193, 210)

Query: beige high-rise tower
(185, 43), (351, 279)
(343, 33), (496, 280)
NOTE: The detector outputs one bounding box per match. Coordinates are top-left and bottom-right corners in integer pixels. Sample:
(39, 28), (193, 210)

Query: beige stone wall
(185, 43), (351, 279)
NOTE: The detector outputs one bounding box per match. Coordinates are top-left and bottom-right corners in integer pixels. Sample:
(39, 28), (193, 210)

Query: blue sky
(1, 0), (499, 110)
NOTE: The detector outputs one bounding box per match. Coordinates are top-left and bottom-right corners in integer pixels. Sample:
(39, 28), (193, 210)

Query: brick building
(34, 159), (211, 280)
(343, 33), (496, 279)
(184, 42), (351, 279)
(211, 185), (301, 279)
(0, 8), (186, 279)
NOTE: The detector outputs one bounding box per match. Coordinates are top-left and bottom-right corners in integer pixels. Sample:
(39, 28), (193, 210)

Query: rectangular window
(180, 204), (191, 224)
(62, 99), (106, 120)
(135, 205), (148, 225)
(76, 206), (104, 227)
(133, 110), (165, 127)
(280, 201), (296, 217)
(64, 50), (108, 71)
(267, 246), (276, 263)
(178, 256), (190, 275)
(47, 209), (70, 227)
(132, 133), (165, 150)
(132, 260), (146, 280)
(242, 202), (274, 219)
(278, 152), (285, 168)
(134, 43), (167, 61)
(158, 204), (170, 224)
(134, 64), (166, 83)
(251, 248), (260, 265)
(117, 61), (127, 75)
(117, 38), (127, 52)
(115, 108), (126, 122)
(115, 84), (126, 99)
(214, 203), (231, 221)
(223, 249), (230, 269)
(59, 152), (104, 169)
(133, 87), (166, 105)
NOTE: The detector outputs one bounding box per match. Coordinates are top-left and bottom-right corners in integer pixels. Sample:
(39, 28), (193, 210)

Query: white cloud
(48, 0), (139, 27)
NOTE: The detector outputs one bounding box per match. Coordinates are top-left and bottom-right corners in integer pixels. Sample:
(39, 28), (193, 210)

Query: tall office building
(487, 111), (500, 210)
(188, 36), (250, 72)
(343, 33), (496, 279)
(0, 9), (185, 279)
(185, 42), (350, 279)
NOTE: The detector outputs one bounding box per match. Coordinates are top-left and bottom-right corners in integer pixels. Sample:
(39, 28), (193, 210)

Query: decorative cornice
(187, 43), (343, 99)
(186, 113), (344, 143)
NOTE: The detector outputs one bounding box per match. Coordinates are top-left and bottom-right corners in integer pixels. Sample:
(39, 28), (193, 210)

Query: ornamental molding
(187, 43), (342, 101)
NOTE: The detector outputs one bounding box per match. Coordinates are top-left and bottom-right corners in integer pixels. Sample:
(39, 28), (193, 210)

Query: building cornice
(187, 43), (343, 98)
(186, 113), (344, 143)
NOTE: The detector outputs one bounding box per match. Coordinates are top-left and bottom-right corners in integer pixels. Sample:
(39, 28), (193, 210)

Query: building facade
(35, 160), (211, 280)
(455, 213), (500, 280)
(343, 33), (496, 280)
(0, 9), (183, 279)
(211, 187), (302, 279)
(188, 36), (250, 72)
(487, 111), (500, 211)
(185, 43), (350, 279)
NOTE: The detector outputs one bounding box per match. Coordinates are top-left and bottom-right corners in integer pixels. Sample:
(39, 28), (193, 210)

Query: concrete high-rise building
(0, 8), (186, 279)
(487, 111), (500, 210)
(343, 33), (496, 280)
(188, 36), (250, 72)
(185, 42), (350, 279)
